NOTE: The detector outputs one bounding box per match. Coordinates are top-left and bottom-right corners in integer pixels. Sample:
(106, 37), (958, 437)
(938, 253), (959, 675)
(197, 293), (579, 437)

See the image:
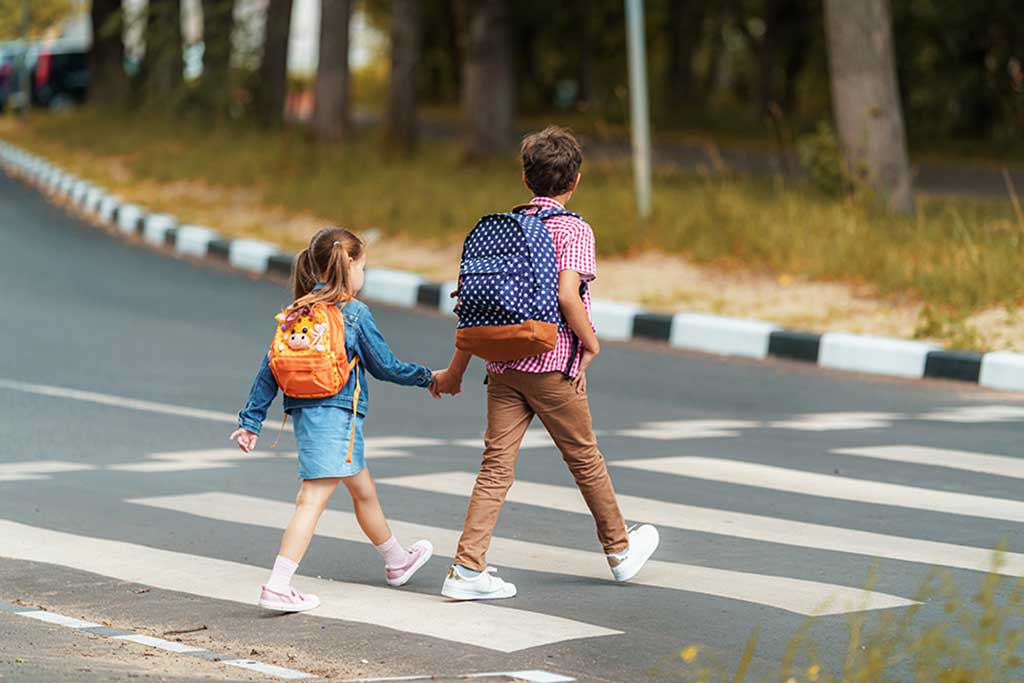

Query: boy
(432, 126), (659, 600)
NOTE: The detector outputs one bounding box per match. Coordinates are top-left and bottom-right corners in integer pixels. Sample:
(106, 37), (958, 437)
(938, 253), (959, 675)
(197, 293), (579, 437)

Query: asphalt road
(1, 170), (1023, 683)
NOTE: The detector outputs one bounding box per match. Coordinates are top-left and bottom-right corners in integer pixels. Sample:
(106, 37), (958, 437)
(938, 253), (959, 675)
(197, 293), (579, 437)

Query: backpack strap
(563, 281), (588, 380)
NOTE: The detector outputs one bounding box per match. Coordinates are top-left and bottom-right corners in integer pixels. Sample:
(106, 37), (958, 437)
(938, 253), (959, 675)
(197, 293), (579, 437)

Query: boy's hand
(574, 345), (599, 394)
(229, 428), (259, 453)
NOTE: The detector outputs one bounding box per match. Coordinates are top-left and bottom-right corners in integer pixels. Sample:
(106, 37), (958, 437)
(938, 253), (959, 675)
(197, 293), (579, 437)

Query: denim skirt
(291, 406), (366, 479)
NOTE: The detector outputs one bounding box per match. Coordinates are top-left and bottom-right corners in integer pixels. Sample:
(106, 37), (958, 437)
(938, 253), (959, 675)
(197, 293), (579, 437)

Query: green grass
(5, 107), (1022, 348)
(648, 558), (1024, 683)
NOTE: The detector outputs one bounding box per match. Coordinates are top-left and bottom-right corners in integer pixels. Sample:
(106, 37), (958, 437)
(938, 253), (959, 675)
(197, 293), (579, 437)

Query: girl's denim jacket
(238, 298), (433, 434)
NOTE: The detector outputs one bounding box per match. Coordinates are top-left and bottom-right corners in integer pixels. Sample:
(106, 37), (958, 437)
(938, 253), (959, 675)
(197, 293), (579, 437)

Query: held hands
(229, 428), (259, 452)
(429, 368), (463, 399)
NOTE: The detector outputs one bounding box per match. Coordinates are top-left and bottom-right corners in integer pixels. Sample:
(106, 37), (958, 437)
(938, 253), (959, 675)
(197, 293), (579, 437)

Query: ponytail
(287, 227), (364, 314)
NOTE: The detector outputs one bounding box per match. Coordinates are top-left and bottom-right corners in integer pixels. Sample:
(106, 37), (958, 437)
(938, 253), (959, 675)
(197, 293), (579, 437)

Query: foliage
(0, 0), (76, 40)
(796, 122), (847, 197)
(646, 559), (1024, 683)
(5, 107), (1023, 351)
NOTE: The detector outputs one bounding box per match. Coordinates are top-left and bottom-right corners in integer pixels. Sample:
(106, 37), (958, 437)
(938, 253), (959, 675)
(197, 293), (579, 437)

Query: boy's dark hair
(521, 126), (583, 197)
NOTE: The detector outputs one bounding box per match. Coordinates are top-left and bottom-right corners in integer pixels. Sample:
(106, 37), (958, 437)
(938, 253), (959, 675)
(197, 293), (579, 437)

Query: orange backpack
(268, 302), (361, 460)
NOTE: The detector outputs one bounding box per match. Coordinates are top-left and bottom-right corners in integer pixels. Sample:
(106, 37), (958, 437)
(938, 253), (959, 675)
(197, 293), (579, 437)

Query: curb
(1, 139), (1021, 392)
(0, 598), (314, 679)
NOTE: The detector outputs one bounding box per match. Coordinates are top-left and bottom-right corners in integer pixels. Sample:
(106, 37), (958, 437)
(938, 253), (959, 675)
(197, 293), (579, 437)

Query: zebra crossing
(1, 401), (1021, 666)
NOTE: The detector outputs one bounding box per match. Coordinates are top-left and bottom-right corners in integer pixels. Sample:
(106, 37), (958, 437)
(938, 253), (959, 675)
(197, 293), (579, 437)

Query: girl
(230, 227), (437, 612)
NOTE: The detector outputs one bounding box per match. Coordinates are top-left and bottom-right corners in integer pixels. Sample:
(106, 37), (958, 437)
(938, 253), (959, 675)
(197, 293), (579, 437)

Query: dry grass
(648, 558), (1024, 683)
(4, 107), (1022, 351)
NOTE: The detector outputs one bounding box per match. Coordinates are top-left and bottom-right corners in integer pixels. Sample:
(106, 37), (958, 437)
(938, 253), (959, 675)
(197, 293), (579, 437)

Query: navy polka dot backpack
(452, 204), (582, 365)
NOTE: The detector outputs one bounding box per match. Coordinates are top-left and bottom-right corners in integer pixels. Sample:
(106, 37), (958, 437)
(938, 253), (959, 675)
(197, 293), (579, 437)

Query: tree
(312, 0), (352, 141)
(663, 0), (706, 112)
(252, 0), (293, 127)
(384, 0), (422, 155)
(824, 0), (914, 214)
(89, 0), (129, 104)
(458, 0), (514, 159)
(196, 0), (235, 113)
(138, 0), (184, 102)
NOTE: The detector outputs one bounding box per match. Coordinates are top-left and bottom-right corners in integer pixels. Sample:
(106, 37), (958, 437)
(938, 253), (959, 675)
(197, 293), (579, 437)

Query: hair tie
(333, 241), (341, 247)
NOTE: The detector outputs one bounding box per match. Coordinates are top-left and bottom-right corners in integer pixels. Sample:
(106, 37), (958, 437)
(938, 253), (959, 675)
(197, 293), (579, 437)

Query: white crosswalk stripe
(379, 472), (1024, 577)
(0, 519), (618, 652)
(616, 420), (759, 440)
(916, 405), (1024, 423)
(129, 492), (915, 616)
(832, 445), (1024, 480)
(0, 460), (97, 482)
(768, 412), (902, 431)
(610, 456), (1024, 523)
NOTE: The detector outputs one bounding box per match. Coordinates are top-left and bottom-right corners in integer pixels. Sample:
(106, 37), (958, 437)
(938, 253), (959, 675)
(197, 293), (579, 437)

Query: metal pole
(625, 0), (652, 218)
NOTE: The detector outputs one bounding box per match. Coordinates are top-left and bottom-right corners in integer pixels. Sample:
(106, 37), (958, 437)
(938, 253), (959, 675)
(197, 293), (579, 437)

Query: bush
(797, 122), (848, 197)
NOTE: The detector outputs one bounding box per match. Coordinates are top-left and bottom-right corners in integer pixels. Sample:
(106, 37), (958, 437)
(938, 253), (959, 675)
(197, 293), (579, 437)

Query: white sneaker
(441, 565), (517, 600)
(609, 524), (660, 582)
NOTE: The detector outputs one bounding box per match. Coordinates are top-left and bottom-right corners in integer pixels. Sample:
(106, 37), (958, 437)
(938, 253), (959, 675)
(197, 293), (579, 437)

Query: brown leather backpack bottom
(456, 321), (558, 361)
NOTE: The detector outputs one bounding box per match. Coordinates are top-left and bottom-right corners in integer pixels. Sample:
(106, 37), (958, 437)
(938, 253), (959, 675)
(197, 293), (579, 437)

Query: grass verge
(649, 557), (1024, 682)
(3, 107), (1022, 350)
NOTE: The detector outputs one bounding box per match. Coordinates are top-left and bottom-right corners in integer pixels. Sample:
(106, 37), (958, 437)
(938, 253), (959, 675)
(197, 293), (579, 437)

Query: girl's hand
(430, 369), (463, 398)
(230, 428), (259, 453)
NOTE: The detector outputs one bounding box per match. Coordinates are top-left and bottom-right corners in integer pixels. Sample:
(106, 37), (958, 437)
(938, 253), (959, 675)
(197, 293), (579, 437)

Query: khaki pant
(453, 370), (629, 571)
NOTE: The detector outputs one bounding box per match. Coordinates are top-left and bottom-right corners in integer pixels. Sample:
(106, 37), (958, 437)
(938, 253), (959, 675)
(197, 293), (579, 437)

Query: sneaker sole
(259, 598), (321, 612)
(386, 543), (434, 587)
(441, 583), (518, 601)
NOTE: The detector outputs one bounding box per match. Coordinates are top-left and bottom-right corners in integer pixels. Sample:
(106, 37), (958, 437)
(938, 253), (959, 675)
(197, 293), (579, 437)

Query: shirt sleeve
(355, 307), (435, 388)
(556, 220), (597, 283)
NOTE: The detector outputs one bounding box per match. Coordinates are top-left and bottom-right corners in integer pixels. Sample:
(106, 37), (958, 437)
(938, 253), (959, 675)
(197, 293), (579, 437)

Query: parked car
(0, 42), (23, 112)
(30, 41), (90, 109)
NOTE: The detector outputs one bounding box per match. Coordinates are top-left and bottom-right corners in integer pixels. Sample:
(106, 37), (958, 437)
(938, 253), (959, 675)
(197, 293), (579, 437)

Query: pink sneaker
(385, 540), (433, 587)
(258, 585), (321, 612)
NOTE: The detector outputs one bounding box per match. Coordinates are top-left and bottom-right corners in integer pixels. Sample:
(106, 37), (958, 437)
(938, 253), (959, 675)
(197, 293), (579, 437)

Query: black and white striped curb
(2, 139), (1022, 392)
(0, 598), (314, 679)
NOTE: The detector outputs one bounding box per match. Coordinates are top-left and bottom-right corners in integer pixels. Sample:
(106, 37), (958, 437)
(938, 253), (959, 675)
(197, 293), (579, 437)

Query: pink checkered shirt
(487, 196), (596, 377)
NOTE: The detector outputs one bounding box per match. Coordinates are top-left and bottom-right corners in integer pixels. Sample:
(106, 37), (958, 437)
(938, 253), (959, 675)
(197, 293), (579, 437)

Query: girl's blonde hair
(287, 227), (364, 313)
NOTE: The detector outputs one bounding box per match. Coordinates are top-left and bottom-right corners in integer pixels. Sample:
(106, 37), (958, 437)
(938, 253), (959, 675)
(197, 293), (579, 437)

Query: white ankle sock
(267, 555), (298, 591)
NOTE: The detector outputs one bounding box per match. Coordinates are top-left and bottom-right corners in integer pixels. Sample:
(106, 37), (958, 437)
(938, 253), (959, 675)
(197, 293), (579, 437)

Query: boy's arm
(558, 269), (600, 372)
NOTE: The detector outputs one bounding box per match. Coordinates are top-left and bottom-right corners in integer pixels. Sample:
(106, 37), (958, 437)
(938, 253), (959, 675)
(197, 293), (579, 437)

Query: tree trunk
(459, 0), (514, 159)
(824, 0), (914, 214)
(384, 0), (422, 156)
(140, 0), (183, 101)
(253, 0), (293, 127)
(199, 0), (234, 111)
(665, 1), (705, 111)
(312, 0), (352, 141)
(89, 0), (129, 104)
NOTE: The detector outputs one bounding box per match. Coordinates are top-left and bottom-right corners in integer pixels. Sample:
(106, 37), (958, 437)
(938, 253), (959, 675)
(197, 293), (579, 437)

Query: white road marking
(131, 492), (914, 616)
(342, 671), (574, 683)
(916, 405), (1024, 423)
(0, 377), (292, 431)
(768, 412), (902, 431)
(108, 449), (285, 473)
(0, 519), (617, 652)
(111, 634), (207, 654)
(379, 472), (1024, 577)
(617, 420), (758, 440)
(451, 429), (556, 450)
(19, 611), (102, 628)
(221, 659), (314, 680)
(0, 460), (96, 483)
(364, 436), (445, 458)
(611, 456), (1024, 523)
(833, 445), (1024, 480)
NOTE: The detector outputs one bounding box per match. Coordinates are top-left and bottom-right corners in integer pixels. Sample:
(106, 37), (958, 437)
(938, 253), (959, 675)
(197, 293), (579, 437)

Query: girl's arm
(237, 352), (279, 434)
(356, 307), (434, 387)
